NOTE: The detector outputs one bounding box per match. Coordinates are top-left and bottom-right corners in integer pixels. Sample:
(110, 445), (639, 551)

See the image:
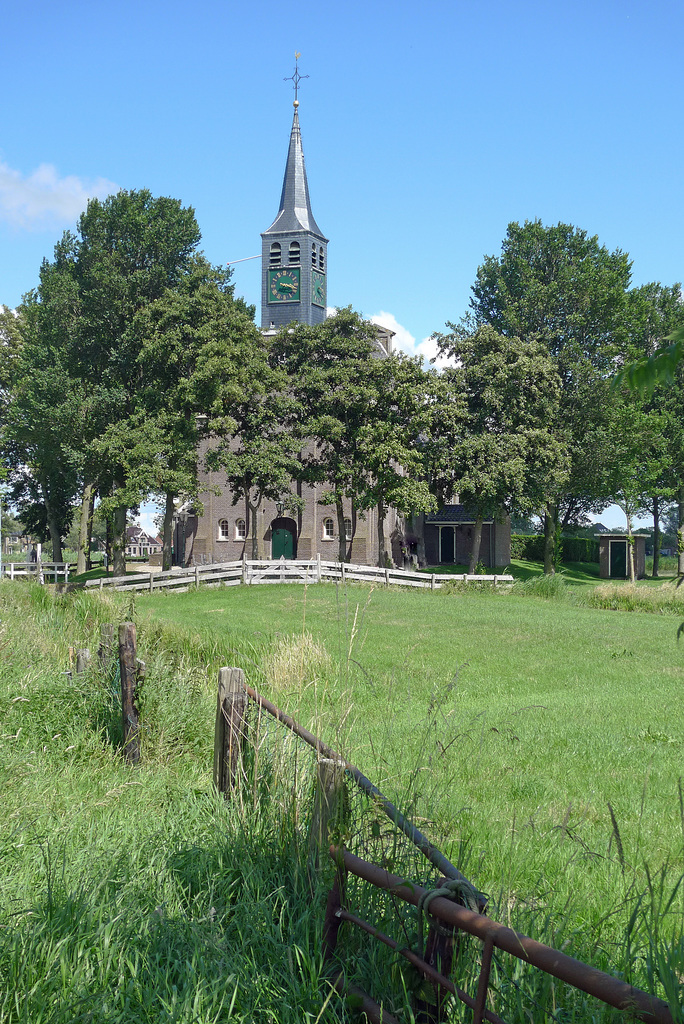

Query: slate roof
(262, 108), (327, 239)
(425, 504), (493, 524)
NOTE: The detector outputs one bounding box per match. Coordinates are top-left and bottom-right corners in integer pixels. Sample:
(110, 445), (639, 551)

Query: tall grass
(2, 581), (683, 1021)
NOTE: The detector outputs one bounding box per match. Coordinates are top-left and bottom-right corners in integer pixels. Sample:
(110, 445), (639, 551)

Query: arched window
(235, 519), (247, 540)
(289, 241), (300, 265)
(322, 518), (335, 540)
(269, 242), (281, 267)
(318, 246), (325, 271)
(344, 518), (353, 541)
(218, 519), (230, 540)
(311, 243), (317, 266)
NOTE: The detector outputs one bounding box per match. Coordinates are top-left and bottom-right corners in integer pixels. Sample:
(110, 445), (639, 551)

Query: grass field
(1, 579), (683, 1021)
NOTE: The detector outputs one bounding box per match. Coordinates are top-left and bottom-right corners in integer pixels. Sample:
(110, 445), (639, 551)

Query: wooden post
(213, 667), (248, 796)
(99, 578), (104, 591)
(430, 573), (436, 591)
(98, 623), (115, 670)
(195, 564), (200, 587)
(241, 556), (247, 584)
(119, 622), (140, 765)
(341, 561), (346, 582)
(385, 567), (390, 586)
(149, 572), (153, 593)
(308, 758), (347, 873)
(75, 649), (91, 674)
(10, 564), (14, 581)
(317, 552), (322, 582)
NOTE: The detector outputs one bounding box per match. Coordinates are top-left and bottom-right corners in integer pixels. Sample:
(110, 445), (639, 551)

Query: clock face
(311, 269), (326, 308)
(268, 267), (301, 303)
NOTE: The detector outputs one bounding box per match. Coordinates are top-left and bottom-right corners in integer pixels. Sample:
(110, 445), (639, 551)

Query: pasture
(1, 579), (682, 1021)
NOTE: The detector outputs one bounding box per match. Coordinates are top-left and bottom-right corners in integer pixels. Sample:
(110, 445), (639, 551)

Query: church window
(318, 247), (325, 271)
(311, 243), (317, 266)
(322, 518), (334, 540)
(344, 518), (353, 541)
(289, 241), (300, 264)
(235, 518), (247, 540)
(269, 243), (281, 267)
(218, 519), (230, 540)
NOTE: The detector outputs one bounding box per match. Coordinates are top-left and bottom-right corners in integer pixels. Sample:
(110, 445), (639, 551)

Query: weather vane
(284, 52), (308, 106)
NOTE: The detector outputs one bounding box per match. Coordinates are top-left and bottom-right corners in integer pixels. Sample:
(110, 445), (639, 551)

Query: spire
(263, 106), (324, 237)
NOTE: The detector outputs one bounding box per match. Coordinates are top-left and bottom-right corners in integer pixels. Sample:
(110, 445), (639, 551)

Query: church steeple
(261, 57), (328, 330)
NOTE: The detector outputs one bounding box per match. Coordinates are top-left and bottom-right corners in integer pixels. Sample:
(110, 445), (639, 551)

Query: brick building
(182, 79), (510, 570)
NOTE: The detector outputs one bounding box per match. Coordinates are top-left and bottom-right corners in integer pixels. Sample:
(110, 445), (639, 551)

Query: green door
(272, 527), (294, 559)
(440, 526), (455, 563)
(610, 540), (627, 578)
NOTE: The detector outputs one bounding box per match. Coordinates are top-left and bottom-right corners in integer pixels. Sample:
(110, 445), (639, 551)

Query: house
(125, 525), (162, 559)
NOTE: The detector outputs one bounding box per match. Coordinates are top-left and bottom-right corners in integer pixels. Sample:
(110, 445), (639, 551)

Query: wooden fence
(83, 557), (513, 593)
(0, 561), (71, 583)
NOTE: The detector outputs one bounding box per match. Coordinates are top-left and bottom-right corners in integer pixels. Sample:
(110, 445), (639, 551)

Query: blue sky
(2, 0), (682, 531)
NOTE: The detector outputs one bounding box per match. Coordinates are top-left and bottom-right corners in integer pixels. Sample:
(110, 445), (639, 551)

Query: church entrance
(272, 521), (296, 559)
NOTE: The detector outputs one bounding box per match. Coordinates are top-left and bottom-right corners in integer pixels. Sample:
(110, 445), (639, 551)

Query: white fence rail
(81, 557), (513, 593)
(0, 561), (71, 583)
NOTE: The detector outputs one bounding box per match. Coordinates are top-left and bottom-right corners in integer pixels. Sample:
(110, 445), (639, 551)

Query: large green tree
(434, 324), (567, 571)
(459, 220), (633, 572)
(49, 189), (202, 574)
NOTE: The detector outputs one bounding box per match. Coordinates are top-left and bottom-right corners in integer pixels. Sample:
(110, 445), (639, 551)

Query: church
(178, 73), (510, 570)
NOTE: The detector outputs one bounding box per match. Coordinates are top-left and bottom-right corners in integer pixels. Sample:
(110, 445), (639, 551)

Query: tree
(434, 325), (567, 571)
(22, 190), (203, 575)
(130, 255), (261, 568)
(617, 284), (684, 577)
(460, 220), (633, 572)
(269, 308), (383, 563)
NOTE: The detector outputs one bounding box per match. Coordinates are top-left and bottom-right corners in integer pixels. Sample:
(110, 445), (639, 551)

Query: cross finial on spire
(284, 52), (308, 108)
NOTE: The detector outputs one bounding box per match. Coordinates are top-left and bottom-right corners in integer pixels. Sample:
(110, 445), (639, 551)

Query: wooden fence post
(75, 649), (91, 674)
(242, 556), (247, 584)
(119, 622), (141, 765)
(308, 758), (347, 874)
(430, 573), (436, 591)
(317, 553), (322, 582)
(213, 667), (248, 796)
(98, 623), (115, 669)
(195, 564), (200, 587)
(149, 572), (154, 593)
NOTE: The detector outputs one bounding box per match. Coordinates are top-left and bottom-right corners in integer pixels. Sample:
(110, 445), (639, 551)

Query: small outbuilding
(596, 533), (646, 579)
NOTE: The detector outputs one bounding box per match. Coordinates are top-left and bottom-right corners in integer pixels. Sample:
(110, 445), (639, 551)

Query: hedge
(510, 534), (600, 564)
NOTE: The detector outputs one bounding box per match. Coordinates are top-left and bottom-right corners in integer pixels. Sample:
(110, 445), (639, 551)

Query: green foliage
(510, 533), (545, 561)
(511, 571), (568, 599)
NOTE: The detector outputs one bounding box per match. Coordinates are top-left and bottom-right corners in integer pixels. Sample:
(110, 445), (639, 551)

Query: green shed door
(609, 540), (627, 578)
(272, 527), (294, 560)
(440, 526), (455, 563)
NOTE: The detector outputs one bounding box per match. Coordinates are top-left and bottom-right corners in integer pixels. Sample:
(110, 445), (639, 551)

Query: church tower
(261, 61), (328, 330)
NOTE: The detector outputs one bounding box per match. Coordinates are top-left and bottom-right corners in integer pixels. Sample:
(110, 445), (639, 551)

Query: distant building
(125, 526), (162, 559)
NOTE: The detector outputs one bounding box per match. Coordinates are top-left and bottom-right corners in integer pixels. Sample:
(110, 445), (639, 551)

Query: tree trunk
(335, 494), (347, 562)
(162, 491), (174, 570)
(626, 508), (636, 584)
(468, 516), (483, 573)
(376, 498), (390, 567)
(112, 504), (127, 577)
(86, 487), (96, 571)
(40, 477), (63, 564)
(248, 495), (262, 560)
(678, 484), (684, 578)
(411, 511), (426, 567)
(76, 481), (94, 575)
(652, 494), (660, 579)
(543, 504), (557, 575)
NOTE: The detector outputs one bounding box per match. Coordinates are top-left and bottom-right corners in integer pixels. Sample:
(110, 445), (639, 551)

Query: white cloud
(370, 311), (456, 368)
(0, 160), (118, 230)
